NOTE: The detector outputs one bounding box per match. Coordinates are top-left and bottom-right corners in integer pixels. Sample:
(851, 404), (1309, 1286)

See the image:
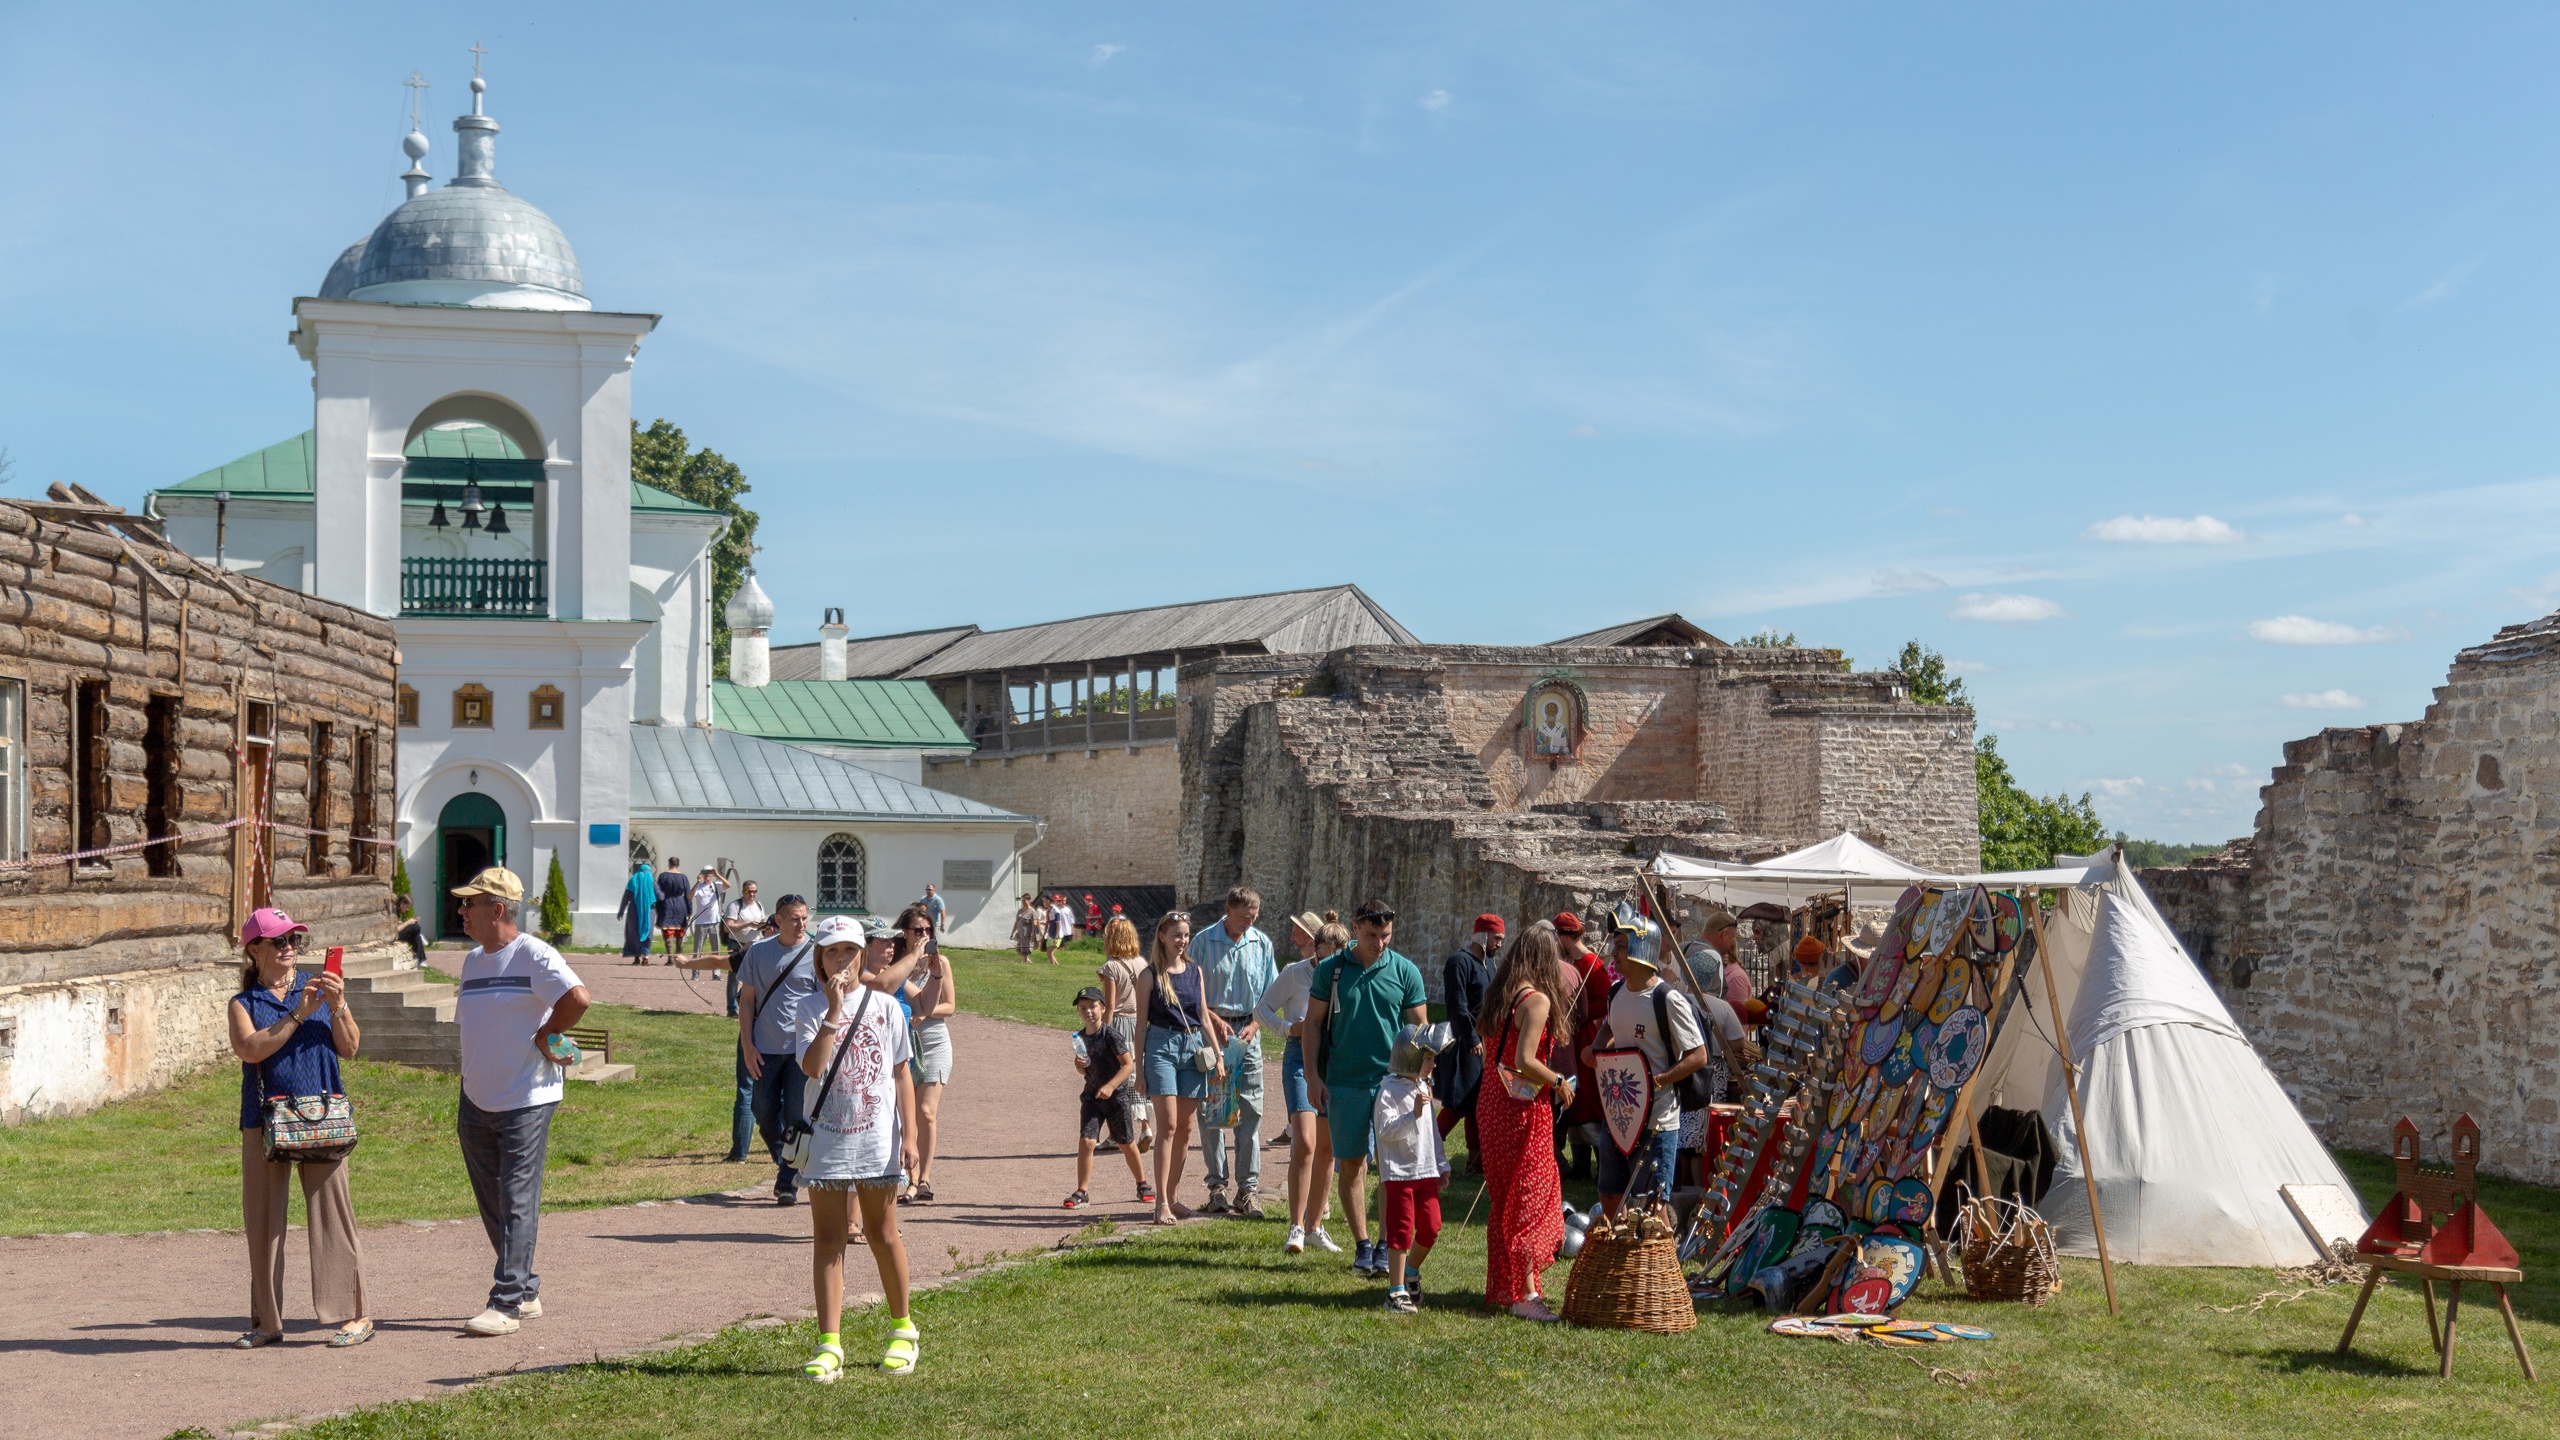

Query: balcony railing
(402, 557), (549, 617)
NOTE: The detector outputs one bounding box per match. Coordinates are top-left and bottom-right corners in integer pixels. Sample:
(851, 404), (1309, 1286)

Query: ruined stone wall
(1428, 647), (1697, 810)
(1816, 707), (1981, 872)
(0, 504), (398, 1122)
(2145, 613), (2560, 1184)
(927, 741), (1179, 885)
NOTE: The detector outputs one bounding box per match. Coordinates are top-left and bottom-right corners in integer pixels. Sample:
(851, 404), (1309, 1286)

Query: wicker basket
(1953, 1195), (2062, 1305)
(1562, 1228), (1697, 1333)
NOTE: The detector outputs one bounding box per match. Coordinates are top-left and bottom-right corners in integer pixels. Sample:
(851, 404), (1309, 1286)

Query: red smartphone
(324, 946), (344, 978)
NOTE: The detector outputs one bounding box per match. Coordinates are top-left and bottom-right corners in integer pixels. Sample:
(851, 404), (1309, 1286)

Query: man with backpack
(737, 895), (821, 1205)
(1584, 912), (1711, 1219)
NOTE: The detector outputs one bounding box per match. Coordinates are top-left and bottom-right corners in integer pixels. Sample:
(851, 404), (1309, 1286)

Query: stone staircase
(295, 946), (633, 1081)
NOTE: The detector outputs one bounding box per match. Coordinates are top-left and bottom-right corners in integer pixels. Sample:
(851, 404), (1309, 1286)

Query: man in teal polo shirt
(1304, 898), (1429, 1279)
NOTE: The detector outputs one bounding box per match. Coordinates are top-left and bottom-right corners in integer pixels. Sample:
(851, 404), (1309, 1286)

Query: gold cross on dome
(469, 41), (488, 76)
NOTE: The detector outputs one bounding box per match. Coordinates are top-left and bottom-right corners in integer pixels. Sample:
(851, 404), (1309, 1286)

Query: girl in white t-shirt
(795, 916), (920, 1381)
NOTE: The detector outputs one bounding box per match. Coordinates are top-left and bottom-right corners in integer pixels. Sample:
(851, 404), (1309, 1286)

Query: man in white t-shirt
(690, 869), (729, 955)
(1586, 934), (1706, 1218)
(449, 866), (590, 1337)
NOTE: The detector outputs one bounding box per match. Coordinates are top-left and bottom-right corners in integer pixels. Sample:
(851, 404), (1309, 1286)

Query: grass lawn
(280, 1149), (2560, 1440)
(0, 1000), (750, 1236)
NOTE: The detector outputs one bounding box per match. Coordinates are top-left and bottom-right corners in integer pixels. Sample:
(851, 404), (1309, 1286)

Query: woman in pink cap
(226, 907), (372, 1348)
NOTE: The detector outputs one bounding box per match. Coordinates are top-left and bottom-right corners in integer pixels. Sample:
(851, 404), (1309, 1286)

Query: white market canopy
(1652, 835), (2364, 1267)
(1649, 832), (2101, 906)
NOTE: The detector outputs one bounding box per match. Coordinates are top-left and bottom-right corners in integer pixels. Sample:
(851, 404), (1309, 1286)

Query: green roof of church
(711, 679), (974, 751)
(153, 425), (721, 515)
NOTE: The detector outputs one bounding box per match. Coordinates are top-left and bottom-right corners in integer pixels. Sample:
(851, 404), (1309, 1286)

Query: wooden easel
(2336, 1116), (2534, 1380)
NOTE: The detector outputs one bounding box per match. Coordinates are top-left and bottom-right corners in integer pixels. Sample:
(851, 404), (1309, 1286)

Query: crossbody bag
(255, 980), (358, 1163)
(746, 940), (815, 1036)
(779, 987), (876, 1171)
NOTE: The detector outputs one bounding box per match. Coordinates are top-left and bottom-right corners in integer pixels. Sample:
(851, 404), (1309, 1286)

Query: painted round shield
(1887, 1177), (1933, 1226)
(1880, 1026), (1920, 1086)
(1924, 889), (1964, 953)
(1966, 886), (1997, 953)
(1864, 1230), (1928, 1304)
(1862, 1177), (1899, 1224)
(1735, 1207), (1801, 1281)
(1895, 957), (1945, 1026)
(1928, 1006), (1987, 1090)
(1854, 946), (1904, 1009)
(1800, 1196), (1847, 1237)
(1859, 1013), (1900, 1065)
(1935, 1323), (1996, 1341)
(1990, 890), (2024, 954)
(1831, 1272), (1895, 1316)
(1908, 1087), (1953, 1151)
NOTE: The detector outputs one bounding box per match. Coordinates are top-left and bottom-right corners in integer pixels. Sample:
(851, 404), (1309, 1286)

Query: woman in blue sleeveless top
(1134, 911), (1232, 1225)
(226, 907), (372, 1348)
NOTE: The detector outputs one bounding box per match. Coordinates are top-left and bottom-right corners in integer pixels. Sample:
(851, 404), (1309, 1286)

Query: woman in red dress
(1477, 921), (1580, 1321)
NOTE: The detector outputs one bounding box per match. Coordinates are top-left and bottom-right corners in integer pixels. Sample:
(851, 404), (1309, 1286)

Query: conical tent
(1967, 856), (2364, 1267)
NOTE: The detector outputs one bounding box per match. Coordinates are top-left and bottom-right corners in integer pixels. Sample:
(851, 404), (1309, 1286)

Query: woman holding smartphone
(228, 907), (372, 1348)
(796, 915), (922, 1381)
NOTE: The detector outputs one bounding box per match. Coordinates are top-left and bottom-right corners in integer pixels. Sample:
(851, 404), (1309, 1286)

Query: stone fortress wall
(2146, 611), (2560, 1185)
(1179, 643), (1978, 963)
(927, 743), (1179, 887)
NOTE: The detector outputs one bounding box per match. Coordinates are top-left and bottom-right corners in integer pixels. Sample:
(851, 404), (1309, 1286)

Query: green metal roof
(154, 424), (723, 517)
(712, 679), (973, 750)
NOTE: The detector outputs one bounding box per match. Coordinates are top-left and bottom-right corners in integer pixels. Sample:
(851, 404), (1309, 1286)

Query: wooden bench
(565, 1025), (613, 1067)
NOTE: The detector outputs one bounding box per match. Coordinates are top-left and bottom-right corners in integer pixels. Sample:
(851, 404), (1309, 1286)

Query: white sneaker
(518, 1298), (542, 1319)
(1285, 1225), (1307, 1254)
(463, 1307), (519, 1336)
(1308, 1227), (1343, 1254)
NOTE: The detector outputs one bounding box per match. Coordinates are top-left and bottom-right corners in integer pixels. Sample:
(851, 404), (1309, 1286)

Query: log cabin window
(0, 678), (24, 862)
(397, 684), (420, 728)
(73, 679), (110, 868)
(453, 684), (493, 729)
(528, 685), (565, 731)
(144, 695), (180, 877)
(307, 720), (335, 875)
(350, 731), (379, 875)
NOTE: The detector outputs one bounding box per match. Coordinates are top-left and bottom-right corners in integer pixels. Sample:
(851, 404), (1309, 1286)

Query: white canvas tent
(1651, 837), (2364, 1267)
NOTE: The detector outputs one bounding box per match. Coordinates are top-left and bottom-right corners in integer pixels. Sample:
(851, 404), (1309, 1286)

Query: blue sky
(5, 3), (2558, 843)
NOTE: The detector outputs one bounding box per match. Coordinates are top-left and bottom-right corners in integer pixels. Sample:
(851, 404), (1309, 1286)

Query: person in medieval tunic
(1436, 913), (1502, 1172)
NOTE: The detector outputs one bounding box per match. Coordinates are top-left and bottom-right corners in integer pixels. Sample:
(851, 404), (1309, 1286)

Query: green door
(435, 791), (508, 940)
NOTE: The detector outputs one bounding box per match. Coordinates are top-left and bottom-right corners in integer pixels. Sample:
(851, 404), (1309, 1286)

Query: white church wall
(630, 513), (721, 727)
(630, 819), (1024, 948)
(770, 743), (928, 785)
(149, 498), (316, 586)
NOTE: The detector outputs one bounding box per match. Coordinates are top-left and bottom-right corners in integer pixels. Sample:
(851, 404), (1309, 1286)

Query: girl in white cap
(795, 915), (922, 1380)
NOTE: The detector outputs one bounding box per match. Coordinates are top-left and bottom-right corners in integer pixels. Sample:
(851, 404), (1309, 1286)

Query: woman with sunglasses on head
(227, 908), (373, 1349)
(896, 904), (957, 1204)
(1135, 909), (1229, 1223)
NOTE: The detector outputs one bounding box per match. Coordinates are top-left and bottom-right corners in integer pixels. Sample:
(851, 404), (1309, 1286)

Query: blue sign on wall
(588, 823), (623, 846)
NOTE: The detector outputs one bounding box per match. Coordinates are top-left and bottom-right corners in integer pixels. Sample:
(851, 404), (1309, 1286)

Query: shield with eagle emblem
(1594, 1047), (1653, 1157)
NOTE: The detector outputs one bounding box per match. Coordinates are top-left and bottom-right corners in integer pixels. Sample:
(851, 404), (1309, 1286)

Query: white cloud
(2342, 513), (2368, 527)
(1875, 571), (1946, 594)
(2084, 514), (2245, 544)
(2093, 777), (2149, 797)
(1948, 658), (1997, 676)
(1089, 43), (1124, 66)
(2280, 689), (2367, 710)
(1952, 592), (2066, 623)
(1419, 89), (1452, 112)
(2402, 257), (2484, 311)
(2247, 615), (2405, 645)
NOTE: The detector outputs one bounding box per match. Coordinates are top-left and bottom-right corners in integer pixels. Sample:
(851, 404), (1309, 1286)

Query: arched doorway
(436, 792), (508, 940)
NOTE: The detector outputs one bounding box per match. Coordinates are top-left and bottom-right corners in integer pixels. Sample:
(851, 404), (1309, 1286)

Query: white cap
(808, 914), (866, 948)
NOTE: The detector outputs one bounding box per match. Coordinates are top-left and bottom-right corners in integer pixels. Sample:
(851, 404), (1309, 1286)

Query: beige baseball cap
(449, 866), (524, 902)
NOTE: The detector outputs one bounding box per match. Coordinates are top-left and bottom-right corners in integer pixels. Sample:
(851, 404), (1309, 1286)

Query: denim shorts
(1142, 1025), (1210, 1100)
(806, 1172), (904, 1193)
(1596, 1125), (1684, 1198)
(1279, 1036), (1320, 1116)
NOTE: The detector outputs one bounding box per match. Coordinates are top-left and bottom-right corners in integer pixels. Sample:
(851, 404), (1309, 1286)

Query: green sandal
(803, 1341), (844, 1384)
(880, 1321), (920, 1377)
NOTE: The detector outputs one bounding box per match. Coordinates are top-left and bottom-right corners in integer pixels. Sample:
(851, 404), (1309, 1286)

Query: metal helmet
(1389, 1021), (1453, 1080)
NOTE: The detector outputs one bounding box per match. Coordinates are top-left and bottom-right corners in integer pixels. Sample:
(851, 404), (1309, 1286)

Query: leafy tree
(1737, 628), (1798, 647)
(390, 851), (410, 899)
(1976, 734), (2106, 871)
(1894, 639), (1971, 708)
(2114, 835), (2226, 868)
(631, 419), (760, 677)
(539, 853), (574, 940)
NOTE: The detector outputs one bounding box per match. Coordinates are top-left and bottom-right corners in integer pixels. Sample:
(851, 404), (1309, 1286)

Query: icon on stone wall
(1523, 678), (1586, 765)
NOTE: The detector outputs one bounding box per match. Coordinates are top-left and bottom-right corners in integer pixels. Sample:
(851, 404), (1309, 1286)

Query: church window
(816, 832), (866, 909)
(397, 685), (420, 728)
(453, 684), (494, 729)
(528, 685), (566, 730)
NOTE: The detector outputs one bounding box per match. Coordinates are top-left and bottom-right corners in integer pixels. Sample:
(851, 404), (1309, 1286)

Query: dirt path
(0, 1007), (1165, 1440)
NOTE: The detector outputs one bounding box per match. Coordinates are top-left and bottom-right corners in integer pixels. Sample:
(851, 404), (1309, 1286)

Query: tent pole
(2028, 896), (2119, 1315)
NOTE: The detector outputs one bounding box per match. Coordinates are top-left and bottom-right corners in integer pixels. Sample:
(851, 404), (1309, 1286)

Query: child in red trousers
(1372, 1023), (1453, 1313)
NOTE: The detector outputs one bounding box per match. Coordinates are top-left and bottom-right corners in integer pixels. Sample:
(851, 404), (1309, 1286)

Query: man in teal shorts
(1303, 898), (1429, 1279)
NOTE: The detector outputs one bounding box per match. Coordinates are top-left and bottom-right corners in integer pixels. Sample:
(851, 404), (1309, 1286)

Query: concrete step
(295, 949), (463, 1073)
(569, 1060), (638, 1084)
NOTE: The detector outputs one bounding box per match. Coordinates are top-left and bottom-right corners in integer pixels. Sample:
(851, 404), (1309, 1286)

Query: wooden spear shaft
(2027, 896), (2119, 1315)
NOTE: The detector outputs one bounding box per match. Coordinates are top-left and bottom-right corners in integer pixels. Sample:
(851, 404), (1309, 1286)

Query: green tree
(1976, 734), (2106, 872)
(539, 853), (574, 940)
(391, 851), (411, 899)
(1737, 628), (1798, 647)
(1894, 639), (1971, 707)
(631, 419), (760, 678)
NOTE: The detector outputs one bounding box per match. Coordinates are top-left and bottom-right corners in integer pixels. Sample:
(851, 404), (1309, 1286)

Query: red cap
(1553, 911), (1584, 935)
(1473, 913), (1506, 935)
(1794, 936), (1829, 963)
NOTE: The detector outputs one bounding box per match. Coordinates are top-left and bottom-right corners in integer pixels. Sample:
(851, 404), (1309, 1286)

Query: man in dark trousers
(1437, 913), (1502, 1173)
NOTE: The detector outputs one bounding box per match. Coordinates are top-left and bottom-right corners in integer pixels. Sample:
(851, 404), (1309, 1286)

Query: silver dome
(317, 239), (368, 300)
(347, 187), (586, 308)
(725, 572), (776, 632)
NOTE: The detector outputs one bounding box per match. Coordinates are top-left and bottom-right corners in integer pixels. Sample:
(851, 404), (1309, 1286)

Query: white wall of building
(630, 512), (721, 726)
(629, 819), (1026, 948)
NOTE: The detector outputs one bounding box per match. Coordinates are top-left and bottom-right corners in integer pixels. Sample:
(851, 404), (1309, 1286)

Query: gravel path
(0, 1002), (1168, 1440)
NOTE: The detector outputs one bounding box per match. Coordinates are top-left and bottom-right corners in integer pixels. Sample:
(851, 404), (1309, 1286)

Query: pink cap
(241, 907), (308, 944)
